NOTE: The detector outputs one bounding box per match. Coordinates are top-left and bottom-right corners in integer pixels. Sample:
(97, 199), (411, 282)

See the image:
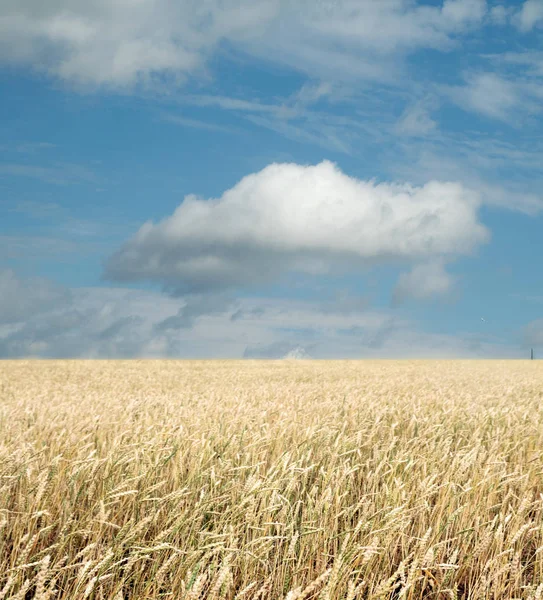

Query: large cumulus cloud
(105, 161), (489, 297)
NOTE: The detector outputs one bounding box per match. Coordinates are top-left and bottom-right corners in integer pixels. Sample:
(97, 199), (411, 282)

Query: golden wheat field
(1, 360), (543, 600)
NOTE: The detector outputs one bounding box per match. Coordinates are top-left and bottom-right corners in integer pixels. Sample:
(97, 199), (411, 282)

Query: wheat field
(1, 360), (543, 599)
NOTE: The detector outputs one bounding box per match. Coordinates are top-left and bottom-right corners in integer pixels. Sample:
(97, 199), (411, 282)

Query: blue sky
(1, 0), (542, 358)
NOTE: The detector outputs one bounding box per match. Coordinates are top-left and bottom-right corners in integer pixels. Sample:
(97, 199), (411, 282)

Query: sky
(1, 0), (542, 359)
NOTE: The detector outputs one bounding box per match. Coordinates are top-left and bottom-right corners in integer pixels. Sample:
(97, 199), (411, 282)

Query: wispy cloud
(0, 235), (79, 259)
(244, 114), (354, 154)
(179, 84), (367, 154)
(514, 0), (543, 32)
(495, 51), (543, 77)
(0, 142), (56, 154)
(395, 96), (438, 137)
(0, 0), (490, 90)
(0, 162), (96, 185)
(390, 140), (543, 216)
(441, 51), (543, 123)
(7, 200), (61, 219)
(443, 72), (521, 121)
(161, 114), (240, 134)
(183, 94), (288, 115)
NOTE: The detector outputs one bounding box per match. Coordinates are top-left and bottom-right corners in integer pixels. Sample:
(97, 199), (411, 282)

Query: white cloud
(393, 260), (454, 303)
(489, 5), (511, 25)
(452, 54), (543, 124)
(0, 268), (382, 357)
(442, 0), (487, 23)
(390, 141), (543, 215)
(105, 160), (489, 295)
(0, 269), (72, 324)
(244, 341), (317, 359)
(284, 0), (486, 54)
(0, 269), (524, 359)
(233, 0), (488, 84)
(154, 293), (237, 332)
(282, 346), (312, 359)
(291, 81), (334, 109)
(445, 72), (519, 120)
(498, 51), (543, 77)
(515, 0), (543, 31)
(487, 0), (543, 31)
(237, 300), (517, 359)
(395, 97), (438, 136)
(0, 0), (488, 89)
(0, 271), (180, 358)
(0, 0), (277, 88)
